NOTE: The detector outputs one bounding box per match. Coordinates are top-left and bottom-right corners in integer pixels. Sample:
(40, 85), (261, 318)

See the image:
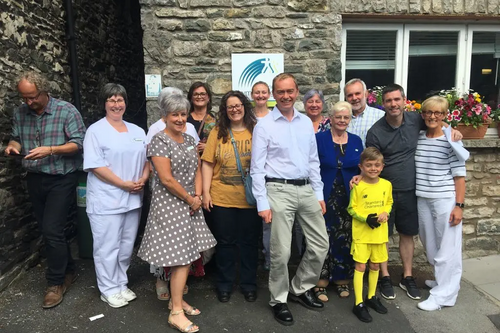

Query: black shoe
(399, 275), (421, 300)
(272, 303), (294, 326)
(378, 276), (396, 300)
(352, 303), (373, 323)
(365, 295), (388, 314)
(216, 290), (231, 303)
(243, 290), (257, 302)
(289, 289), (324, 310)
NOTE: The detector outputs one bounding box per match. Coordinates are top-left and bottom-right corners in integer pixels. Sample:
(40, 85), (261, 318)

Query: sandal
(156, 284), (170, 301)
(314, 287), (329, 302)
(168, 310), (199, 333)
(336, 284), (350, 298)
(168, 301), (201, 316)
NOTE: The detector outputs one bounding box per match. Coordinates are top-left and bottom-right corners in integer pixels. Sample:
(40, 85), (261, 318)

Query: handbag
(229, 129), (257, 206)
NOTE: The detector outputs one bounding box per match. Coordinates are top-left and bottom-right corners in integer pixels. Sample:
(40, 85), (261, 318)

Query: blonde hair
(421, 96), (449, 115)
(272, 73), (298, 91)
(329, 101), (352, 118)
(360, 147), (384, 164)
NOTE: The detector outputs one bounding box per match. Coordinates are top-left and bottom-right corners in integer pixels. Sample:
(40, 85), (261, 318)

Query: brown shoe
(63, 272), (77, 294)
(42, 285), (65, 309)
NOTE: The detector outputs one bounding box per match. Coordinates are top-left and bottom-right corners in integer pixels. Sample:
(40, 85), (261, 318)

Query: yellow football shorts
(351, 242), (388, 264)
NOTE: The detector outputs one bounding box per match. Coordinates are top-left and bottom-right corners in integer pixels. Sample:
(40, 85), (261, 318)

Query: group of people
(4, 71), (468, 331)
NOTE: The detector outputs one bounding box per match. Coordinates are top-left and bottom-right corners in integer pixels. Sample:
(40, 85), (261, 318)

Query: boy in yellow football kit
(347, 147), (393, 323)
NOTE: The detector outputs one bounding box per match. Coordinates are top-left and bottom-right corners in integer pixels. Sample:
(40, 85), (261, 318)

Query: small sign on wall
(145, 74), (162, 98)
(231, 53), (284, 102)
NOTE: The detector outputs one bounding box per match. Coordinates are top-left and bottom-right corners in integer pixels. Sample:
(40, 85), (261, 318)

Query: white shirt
(83, 118), (147, 214)
(146, 119), (199, 145)
(251, 107), (324, 212)
(347, 105), (385, 148)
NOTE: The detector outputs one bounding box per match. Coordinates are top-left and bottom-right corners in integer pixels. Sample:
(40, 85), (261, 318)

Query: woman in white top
(251, 81), (271, 120)
(84, 83), (149, 308)
(415, 96), (467, 312)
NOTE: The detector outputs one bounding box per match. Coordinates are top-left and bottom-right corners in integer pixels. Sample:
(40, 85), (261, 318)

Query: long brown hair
(217, 91), (256, 143)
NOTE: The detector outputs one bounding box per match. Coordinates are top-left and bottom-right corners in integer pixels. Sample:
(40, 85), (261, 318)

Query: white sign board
(145, 74), (162, 98)
(231, 54), (284, 101)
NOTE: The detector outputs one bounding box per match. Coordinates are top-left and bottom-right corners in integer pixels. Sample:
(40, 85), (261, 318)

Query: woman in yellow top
(201, 90), (260, 303)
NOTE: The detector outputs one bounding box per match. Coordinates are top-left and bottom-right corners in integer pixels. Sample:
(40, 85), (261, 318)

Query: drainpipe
(64, 0), (81, 111)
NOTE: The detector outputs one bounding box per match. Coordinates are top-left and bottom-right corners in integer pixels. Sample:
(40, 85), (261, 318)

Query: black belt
(265, 177), (310, 186)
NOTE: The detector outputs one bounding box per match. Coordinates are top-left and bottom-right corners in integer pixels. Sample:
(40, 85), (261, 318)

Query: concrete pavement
(0, 254), (499, 333)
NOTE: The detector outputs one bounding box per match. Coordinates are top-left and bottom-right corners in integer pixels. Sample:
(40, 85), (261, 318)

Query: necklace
(331, 131), (347, 155)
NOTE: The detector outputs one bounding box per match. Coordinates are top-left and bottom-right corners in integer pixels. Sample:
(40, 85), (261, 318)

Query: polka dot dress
(138, 132), (216, 267)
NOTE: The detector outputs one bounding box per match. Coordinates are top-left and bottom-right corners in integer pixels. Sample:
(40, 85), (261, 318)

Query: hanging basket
(456, 123), (489, 139)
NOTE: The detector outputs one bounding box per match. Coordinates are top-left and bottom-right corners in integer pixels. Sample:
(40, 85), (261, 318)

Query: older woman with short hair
(84, 83), (149, 308)
(304, 89), (330, 133)
(138, 94), (216, 332)
(314, 101), (363, 302)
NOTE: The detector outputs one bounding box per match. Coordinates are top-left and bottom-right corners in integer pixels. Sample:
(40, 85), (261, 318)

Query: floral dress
(316, 116), (331, 133)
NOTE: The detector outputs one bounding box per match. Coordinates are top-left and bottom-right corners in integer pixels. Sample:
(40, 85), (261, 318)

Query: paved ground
(0, 253), (499, 333)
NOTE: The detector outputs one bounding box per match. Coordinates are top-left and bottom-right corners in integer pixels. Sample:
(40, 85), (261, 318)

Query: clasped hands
(121, 179), (146, 194)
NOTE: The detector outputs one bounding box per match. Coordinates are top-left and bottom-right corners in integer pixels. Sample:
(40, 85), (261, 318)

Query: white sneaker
(121, 288), (137, 302)
(101, 293), (129, 308)
(425, 280), (438, 288)
(417, 297), (441, 311)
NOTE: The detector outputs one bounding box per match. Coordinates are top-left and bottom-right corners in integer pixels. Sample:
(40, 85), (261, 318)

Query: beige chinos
(267, 182), (329, 306)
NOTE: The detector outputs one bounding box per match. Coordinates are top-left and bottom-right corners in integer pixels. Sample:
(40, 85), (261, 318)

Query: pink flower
(474, 105), (482, 115)
(452, 110), (460, 116)
(454, 115), (461, 121)
(368, 93), (376, 104)
(467, 111), (473, 117)
(447, 114), (453, 121)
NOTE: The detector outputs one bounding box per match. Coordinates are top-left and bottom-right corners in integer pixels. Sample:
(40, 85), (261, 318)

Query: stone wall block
(174, 33), (207, 41)
(251, 6), (288, 18)
(432, 0), (443, 12)
(373, 0), (387, 12)
(487, 0), (499, 14)
(441, 0), (453, 13)
(262, 20), (296, 29)
(155, 8), (206, 18)
(326, 58), (342, 82)
(477, 219), (500, 235)
(283, 41), (297, 52)
(184, 19), (211, 32)
(462, 224), (475, 235)
(298, 39), (324, 51)
(303, 59), (327, 74)
(287, 0), (329, 12)
(473, 153), (496, 162)
(311, 13), (341, 24)
(212, 19), (236, 30)
(206, 9), (224, 18)
(422, 0), (432, 12)
(252, 30), (283, 47)
(190, 0), (233, 7)
(208, 31), (244, 42)
(202, 42), (232, 57)
(465, 197), (488, 206)
(482, 185), (500, 196)
(463, 206), (495, 219)
(305, 30), (328, 38)
(172, 40), (203, 57)
(477, 0), (487, 12)
(464, 0), (476, 12)
(282, 28), (305, 39)
(208, 77), (232, 94)
(269, 0), (285, 5)
(451, 0), (464, 12)
(465, 237), (499, 251)
(233, 0), (268, 6)
(157, 19), (183, 31)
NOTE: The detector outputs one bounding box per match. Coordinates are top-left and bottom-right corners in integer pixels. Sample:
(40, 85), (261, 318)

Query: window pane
(345, 30), (396, 88)
(407, 31), (458, 101)
(470, 31), (500, 108)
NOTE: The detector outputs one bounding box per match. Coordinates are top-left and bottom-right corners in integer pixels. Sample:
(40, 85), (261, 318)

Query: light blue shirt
(250, 107), (324, 212)
(347, 105), (385, 148)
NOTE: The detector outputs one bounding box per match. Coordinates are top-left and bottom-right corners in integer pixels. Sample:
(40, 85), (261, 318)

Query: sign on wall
(231, 53), (284, 102)
(145, 74), (162, 98)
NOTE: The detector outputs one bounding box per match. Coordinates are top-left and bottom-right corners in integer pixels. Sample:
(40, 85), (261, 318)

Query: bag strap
(196, 113), (208, 138)
(229, 129), (245, 180)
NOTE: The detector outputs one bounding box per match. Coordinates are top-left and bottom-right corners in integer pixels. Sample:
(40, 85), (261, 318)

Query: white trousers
(88, 209), (141, 296)
(418, 197), (462, 306)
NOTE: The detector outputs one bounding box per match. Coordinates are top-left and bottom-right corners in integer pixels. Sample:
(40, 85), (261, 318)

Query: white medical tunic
(84, 118), (147, 215)
(146, 119), (199, 145)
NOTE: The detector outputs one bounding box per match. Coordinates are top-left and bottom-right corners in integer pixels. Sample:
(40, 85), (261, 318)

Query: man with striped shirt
(4, 72), (86, 309)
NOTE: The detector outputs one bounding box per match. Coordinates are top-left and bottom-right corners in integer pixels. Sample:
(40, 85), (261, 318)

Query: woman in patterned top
(138, 94), (216, 333)
(304, 89), (331, 133)
(187, 82), (216, 154)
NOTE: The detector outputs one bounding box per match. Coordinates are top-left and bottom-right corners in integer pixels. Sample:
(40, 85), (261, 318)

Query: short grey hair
(157, 86), (183, 107)
(344, 78), (367, 95)
(329, 101), (353, 118)
(17, 71), (51, 93)
(160, 94), (191, 117)
(100, 83), (128, 109)
(302, 89), (325, 106)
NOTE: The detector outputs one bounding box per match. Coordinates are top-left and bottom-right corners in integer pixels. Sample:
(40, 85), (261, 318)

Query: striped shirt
(415, 132), (466, 198)
(347, 105), (385, 148)
(10, 96), (86, 175)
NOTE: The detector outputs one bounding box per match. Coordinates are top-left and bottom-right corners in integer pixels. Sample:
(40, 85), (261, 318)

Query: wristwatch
(455, 202), (465, 209)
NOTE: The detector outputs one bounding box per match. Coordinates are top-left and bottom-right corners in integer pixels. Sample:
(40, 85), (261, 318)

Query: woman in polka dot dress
(138, 94), (216, 333)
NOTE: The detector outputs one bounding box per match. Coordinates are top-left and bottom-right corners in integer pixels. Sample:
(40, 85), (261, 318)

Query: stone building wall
(0, 0), (146, 291)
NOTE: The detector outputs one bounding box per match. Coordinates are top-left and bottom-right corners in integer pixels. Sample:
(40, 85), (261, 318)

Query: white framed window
(341, 23), (500, 105)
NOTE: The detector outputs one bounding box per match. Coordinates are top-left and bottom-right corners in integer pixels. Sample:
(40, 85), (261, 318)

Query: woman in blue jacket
(314, 101), (363, 302)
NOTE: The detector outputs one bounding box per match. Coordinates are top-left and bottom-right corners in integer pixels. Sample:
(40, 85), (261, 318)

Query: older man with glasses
(4, 71), (86, 309)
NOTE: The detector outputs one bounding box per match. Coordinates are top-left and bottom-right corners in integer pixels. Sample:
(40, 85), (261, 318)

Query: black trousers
(26, 172), (78, 286)
(211, 205), (261, 293)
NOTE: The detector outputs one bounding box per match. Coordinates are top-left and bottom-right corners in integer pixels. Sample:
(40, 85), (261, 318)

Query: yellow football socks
(368, 269), (379, 299)
(354, 269), (364, 305)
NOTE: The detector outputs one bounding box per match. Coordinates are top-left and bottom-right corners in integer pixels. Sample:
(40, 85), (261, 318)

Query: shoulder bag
(229, 129), (256, 206)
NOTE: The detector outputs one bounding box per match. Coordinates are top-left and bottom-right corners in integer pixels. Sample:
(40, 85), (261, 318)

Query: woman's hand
(349, 175), (362, 190)
(196, 142), (206, 153)
(120, 180), (137, 192)
(202, 193), (213, 211)
(190, 195), (202, 211)
(449, 206), (463, 226)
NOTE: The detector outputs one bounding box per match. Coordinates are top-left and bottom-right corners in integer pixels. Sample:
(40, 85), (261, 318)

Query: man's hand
(319, 200), (326, 215)
(378, 212), (389, 222)
(366, 213), (381, 229)
(349, 175), (362, 190)
(449, 206), (463, 226)
(259, 209), (272, 224)
(25, 146), (51, 160)
(4, 145), (20, 156)
(451, 128), (463, 141)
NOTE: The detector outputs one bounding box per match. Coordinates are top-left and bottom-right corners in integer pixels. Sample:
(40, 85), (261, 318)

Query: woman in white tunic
(138, 94), (216, 333)
(415, 96), (467, 311)
(84, 83), (149, 308)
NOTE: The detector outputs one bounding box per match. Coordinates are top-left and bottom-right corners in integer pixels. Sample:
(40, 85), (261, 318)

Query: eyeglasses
(422, 111), (445, 117)
(22, 91), (42, 102)
(193, 92), (207, 98)
(227, 103), (243, 111)
(106, 98), (125, 105)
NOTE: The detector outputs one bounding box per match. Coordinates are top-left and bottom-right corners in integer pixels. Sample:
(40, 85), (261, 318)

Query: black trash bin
(76, 172), (93, 259)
